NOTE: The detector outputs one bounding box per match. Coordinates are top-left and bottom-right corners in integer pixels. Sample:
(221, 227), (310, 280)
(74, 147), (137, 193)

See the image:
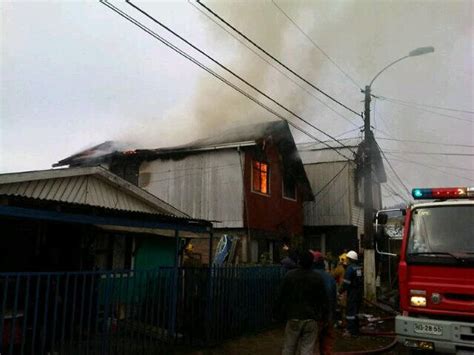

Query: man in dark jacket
(275, 250), (328, 355)
(312, 251), (337, 355)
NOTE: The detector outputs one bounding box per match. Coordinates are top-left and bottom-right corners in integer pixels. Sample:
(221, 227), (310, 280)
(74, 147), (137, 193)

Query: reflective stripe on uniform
(346, 316), (356, 320)
(343, 279), (351, 284)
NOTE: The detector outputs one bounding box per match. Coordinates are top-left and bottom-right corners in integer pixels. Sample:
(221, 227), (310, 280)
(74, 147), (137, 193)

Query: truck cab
(380, 187), (474, 353)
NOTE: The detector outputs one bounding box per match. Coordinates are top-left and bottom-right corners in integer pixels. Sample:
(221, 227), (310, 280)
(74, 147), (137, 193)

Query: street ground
(183, 325), (408, 355)
(182, 304), (409, 355)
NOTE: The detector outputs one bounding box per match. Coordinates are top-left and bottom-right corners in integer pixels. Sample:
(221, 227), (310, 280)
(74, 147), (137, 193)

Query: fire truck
(376, 187), (474, 354)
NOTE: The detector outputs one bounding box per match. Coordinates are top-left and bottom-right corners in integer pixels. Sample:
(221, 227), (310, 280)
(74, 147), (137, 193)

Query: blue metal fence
(0, 266), (284, 355)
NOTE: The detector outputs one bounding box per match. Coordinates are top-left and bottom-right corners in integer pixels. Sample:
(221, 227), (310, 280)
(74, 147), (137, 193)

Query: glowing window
(252, 161), (269, 194)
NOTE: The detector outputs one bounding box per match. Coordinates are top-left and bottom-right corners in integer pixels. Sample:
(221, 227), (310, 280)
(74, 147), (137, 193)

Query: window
(282, 175), (297, 200)
(252, 160), (269, 194)
(95, 234), (133, 270)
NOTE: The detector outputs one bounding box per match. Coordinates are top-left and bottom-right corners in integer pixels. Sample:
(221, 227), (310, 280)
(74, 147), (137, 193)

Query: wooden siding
(0, 175), (161, 214)
(243, 144), (304, 235)
(303, 161), (353, 226)
(139, 150), (245, 228)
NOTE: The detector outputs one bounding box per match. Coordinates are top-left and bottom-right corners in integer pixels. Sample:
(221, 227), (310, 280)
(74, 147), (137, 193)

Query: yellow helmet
(339, 253), (348, 265)
(185, 242), (194, 252)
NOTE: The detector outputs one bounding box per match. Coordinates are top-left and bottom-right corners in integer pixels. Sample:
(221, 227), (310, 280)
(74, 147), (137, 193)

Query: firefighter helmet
(346, 250), (358, 261)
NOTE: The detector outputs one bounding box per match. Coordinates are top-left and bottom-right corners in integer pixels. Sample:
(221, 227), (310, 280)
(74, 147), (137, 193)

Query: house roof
(297, 138), (361, 164)
(297, 137), (387, 183)
(0, 166), (190, 218)
(53, 121), (315, 200)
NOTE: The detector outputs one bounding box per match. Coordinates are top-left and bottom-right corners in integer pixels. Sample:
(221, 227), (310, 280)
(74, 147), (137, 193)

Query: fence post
(169, 230), (180, 340)
(205, 228), (214, 345)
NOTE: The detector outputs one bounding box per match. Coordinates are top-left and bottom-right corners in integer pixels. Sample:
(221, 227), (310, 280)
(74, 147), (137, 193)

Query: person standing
(274, 251), (328, 355)
(280, 250), (298, 273)
(339, 250), (363, 336)
(312, 252), (337, 355)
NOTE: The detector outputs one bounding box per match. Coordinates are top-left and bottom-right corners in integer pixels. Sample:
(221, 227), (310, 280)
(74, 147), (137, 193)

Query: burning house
(54, 121), (313, 264)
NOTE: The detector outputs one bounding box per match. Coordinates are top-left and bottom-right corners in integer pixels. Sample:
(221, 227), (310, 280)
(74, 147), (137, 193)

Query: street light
(362, 46), (434, 301)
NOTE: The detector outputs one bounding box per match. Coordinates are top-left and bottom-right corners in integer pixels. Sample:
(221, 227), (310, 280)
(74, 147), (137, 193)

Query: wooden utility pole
(363, 85), (376, 301)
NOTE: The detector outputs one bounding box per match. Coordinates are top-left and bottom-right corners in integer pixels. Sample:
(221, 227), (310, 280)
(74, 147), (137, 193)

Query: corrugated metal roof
(297, 138), (361, 164)
(0, 166), (189, 218)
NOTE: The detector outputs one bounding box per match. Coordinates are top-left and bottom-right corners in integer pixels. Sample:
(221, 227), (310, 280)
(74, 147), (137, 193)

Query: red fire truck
(377, 187), (474, 353)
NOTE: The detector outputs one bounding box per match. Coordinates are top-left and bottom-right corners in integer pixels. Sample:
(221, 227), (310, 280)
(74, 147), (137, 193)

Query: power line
(375, 141), (411, 198)
(384, 151), (474, 157)
(387, 155), (474, 183)
(100, 1), (354, 162)
(378, 137), (474, 148)
(388, 155), (474, 172)
(195, 0), (363, 119)
(124, 0), (357, 156)
(377, 96), (473, 123)
(313, 162), (349, 200)
(298, 126), (362, 144)
(187, 0), (359, 128)
(270, 0), (361, 90)
(377, 95), (474, 115)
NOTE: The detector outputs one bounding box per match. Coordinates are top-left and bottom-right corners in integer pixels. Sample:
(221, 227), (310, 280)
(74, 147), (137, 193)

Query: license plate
(414, 322), (443, 336)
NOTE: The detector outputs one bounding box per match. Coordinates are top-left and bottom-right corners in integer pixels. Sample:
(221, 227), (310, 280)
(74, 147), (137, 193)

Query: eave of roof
(0, 166), (189, 218)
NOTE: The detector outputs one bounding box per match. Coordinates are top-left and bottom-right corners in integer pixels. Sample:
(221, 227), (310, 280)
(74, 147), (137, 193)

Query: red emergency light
(412, 187), (474, 200)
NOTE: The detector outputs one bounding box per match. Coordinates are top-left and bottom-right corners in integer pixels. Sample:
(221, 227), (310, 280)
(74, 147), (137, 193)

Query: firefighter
(339, 250), (363, 336)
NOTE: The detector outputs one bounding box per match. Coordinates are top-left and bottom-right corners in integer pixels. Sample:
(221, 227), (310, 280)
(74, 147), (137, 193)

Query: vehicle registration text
(414, 322), (443, 336)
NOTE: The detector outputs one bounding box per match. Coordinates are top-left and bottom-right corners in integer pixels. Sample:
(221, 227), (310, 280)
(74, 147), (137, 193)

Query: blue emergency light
(412, 187), (474, 200)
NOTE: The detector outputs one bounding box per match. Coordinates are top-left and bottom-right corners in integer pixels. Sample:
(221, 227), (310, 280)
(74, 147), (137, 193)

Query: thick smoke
(114, 1), (295, 149)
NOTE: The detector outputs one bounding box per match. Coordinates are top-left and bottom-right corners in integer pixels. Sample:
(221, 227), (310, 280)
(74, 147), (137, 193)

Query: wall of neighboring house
(138, 149), (245, 229)
(303, 161), (352, 226)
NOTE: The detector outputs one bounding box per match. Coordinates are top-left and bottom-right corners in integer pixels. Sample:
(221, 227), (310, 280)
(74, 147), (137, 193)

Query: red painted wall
(243, 142), (304, 236)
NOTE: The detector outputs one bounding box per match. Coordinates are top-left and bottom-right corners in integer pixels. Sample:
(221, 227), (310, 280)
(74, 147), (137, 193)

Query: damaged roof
(53, 120), (314, 200)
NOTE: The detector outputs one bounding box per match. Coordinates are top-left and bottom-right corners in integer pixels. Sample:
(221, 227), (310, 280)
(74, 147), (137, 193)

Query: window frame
(251, 159), (270, 196)
(282, 176), (297, 201)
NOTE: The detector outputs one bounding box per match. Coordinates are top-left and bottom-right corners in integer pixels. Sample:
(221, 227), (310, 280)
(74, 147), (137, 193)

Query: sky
(1, 0), (473, 206)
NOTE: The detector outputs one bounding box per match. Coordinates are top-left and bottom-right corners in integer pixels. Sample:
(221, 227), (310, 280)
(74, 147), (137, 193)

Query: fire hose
(333, 336), (398, 355)
(331, 298), (398, 354)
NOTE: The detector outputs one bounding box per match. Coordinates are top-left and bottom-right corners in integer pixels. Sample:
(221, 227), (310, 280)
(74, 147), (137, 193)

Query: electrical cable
(124, 0), (358, 157)
(377, 95), (474, 115)
(375, 141), (411, 197)
(270, 0), (361, 90)
(377, 96), (473, 123)
(195, 0), (363, 119)
(377, 137), (474, 148)
(100, 1), (354, 162)
(384, 151), (474, 157)
(387, 155), (474, 183)
(187, 0), (359, 128)
(387, 156), (474, 172)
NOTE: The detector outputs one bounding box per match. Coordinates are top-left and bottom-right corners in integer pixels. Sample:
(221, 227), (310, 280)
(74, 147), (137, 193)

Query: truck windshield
(407, 205), (474, 261)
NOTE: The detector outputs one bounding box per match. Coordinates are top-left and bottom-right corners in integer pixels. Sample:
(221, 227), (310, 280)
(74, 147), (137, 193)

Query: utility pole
(361, 46), (434, 301)
(363, 85), (376, 301)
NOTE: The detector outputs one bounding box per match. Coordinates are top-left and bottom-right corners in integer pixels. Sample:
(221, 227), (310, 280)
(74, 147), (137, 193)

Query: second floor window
(283, 175), (297, 200)
(252, 160), (269, 194)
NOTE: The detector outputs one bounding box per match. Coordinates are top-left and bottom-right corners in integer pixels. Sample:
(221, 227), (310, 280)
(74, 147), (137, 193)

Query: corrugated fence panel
(0, 266), (284, 355)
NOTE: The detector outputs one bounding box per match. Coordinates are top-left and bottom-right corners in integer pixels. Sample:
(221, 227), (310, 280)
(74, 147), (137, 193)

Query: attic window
(252, 160), (269, 195)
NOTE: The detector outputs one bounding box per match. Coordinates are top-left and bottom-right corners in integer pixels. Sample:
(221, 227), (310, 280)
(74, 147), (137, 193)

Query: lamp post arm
(369, 55), (409, 88)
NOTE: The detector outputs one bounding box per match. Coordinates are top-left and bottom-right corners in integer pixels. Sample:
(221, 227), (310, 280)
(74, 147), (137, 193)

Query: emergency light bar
(412, 187), (474, 200)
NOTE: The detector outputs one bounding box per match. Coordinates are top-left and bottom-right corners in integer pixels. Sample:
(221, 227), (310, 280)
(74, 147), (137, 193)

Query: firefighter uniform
(340, 255), (363, 336)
